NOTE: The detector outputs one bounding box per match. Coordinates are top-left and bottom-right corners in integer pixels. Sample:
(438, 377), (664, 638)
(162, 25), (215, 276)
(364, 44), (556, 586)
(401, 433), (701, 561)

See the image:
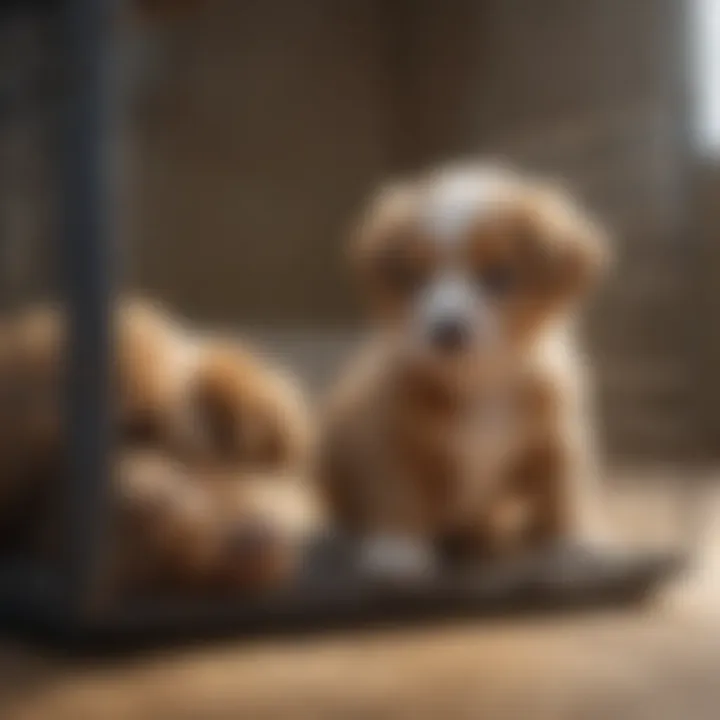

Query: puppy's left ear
(527, 183), (613, 303)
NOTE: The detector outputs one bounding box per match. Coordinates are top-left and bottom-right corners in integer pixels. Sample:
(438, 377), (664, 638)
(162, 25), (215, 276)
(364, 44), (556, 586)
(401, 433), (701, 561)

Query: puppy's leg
(347, 469), (438, 581)
(511, 429), (614, 560)
(319, 436), (436, 580)
(510, 356), (615, 556)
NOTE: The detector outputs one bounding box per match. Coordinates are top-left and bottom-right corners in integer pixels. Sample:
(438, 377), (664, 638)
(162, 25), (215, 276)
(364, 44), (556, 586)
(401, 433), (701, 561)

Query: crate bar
(61, 0), (118, 621)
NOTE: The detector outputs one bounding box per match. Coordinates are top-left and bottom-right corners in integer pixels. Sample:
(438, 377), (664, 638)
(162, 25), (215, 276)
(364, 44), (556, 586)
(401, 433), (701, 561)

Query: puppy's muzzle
(428, 315), (471, 353)
(417, 275), (493, 354)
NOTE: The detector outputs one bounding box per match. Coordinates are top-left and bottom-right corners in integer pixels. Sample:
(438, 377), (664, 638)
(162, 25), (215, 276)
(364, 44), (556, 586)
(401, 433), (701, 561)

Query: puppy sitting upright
(318, 162), (611, 577)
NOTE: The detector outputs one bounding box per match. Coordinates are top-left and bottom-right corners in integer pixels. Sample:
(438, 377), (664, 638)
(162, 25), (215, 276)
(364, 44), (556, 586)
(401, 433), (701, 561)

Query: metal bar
(60, 0), (118, 621)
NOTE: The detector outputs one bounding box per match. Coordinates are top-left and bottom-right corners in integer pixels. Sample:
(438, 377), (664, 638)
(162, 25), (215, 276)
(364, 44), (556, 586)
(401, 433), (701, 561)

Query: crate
(0, 0), (689, 649)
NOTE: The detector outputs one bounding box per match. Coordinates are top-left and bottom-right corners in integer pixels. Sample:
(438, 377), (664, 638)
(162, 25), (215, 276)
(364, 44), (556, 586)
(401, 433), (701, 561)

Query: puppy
(318, 162), (611, 577)
(0, 298), (316, 595)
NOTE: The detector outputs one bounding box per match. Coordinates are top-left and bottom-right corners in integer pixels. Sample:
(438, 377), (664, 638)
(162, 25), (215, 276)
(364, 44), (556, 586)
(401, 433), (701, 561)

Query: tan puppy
(318, 162), (611, 577)
(0, 298), (317, 594)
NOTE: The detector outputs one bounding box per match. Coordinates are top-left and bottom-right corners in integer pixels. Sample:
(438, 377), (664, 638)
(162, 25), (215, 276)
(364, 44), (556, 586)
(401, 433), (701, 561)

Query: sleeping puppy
(0, 298), (316, 595)
(318, 162), (611, 578)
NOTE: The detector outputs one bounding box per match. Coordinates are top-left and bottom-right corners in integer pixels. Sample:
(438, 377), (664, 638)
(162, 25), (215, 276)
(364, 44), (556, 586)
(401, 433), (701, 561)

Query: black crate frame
(0, 0), (693, 648)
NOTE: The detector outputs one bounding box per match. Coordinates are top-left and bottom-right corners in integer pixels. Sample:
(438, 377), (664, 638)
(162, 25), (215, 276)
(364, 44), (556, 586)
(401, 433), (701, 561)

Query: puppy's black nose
(429, 317), (470, 353)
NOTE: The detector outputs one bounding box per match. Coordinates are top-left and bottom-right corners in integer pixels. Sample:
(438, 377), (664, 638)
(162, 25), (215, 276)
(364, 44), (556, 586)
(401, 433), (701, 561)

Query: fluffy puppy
(0, 298), (316, 594)
(318, 162), (611, 576)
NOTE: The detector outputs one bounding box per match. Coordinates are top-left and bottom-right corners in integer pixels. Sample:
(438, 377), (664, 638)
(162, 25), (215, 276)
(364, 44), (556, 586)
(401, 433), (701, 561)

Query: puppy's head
(352, 163), (610, 375)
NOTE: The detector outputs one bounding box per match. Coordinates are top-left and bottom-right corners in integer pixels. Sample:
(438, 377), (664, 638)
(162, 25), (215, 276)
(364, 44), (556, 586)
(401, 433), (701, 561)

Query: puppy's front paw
(359, 534), (437, 584)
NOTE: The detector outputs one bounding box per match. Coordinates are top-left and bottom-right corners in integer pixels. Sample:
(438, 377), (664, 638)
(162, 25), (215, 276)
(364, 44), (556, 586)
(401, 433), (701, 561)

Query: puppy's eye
(478, 265), (516, 297)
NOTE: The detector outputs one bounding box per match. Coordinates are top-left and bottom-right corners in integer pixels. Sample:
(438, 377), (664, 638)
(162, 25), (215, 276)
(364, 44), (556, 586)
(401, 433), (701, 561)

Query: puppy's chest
(389, 393), (516, 526)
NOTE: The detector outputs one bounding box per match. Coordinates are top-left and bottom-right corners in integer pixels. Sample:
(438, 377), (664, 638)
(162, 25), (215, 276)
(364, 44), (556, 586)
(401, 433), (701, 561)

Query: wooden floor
(2, 470), (720, 720)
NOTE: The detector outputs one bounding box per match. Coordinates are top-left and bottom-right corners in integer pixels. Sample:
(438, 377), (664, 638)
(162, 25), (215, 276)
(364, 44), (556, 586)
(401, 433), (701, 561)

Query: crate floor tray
(0, 542), (686, 650)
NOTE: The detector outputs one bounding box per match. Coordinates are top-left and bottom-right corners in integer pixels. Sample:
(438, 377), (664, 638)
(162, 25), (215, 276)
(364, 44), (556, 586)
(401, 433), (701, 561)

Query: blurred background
(1, 1), (719, 718)
(0, 0), (707, 464)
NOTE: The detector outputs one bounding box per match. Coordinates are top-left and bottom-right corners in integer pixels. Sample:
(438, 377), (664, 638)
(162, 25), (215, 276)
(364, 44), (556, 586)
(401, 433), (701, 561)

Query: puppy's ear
(188, 347), (261, 463)
(189, 343), (310, 469)
(350, 180), (418, 281)
(523, 183), (612, 304)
